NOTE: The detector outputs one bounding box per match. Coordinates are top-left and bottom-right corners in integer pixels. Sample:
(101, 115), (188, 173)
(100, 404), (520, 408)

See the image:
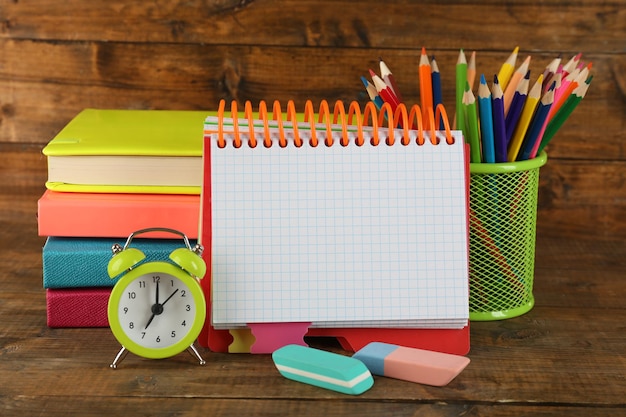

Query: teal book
(42, 237), (196, 289)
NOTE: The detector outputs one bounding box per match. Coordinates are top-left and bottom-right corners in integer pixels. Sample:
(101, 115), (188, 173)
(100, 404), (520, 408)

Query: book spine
(42, 237), (195, 288)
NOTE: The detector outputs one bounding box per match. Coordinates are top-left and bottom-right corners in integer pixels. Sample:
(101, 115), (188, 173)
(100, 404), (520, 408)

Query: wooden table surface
(0, 148), (624, 416)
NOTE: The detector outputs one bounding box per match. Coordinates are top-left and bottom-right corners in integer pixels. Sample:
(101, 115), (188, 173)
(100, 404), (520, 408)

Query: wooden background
(1, 0), (624, 239)
(1, 2), (626, 416)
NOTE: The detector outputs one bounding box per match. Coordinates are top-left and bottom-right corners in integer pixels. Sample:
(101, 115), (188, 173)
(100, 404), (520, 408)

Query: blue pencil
(361, 76), (384, 110)
(431, 56), (444, 127)
(517, 84), (555, 161)
(477, 74), (495, 163)
(504, 70), (530, 145)
(491, 75), (508, 163)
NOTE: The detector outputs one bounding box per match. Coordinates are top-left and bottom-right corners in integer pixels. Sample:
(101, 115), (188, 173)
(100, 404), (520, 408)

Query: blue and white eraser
(272, 344), (374, 395)
(353, 342), (470, 387)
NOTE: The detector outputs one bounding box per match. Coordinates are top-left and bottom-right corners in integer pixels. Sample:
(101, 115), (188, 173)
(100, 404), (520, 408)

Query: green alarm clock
(106, 228), (207, 368)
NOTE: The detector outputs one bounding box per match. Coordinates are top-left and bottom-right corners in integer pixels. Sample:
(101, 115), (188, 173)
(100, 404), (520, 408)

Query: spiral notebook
(200, 100), (470, 352)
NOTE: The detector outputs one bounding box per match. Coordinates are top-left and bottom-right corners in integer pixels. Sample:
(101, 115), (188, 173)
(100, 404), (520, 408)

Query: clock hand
(161, 288), (179, 307)
(144, 287), (178, 330)
(145, 281), (162, 330)
(145, 312), (156, 330)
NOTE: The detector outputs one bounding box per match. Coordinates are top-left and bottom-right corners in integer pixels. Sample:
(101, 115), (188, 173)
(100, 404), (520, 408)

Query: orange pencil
(467, 51), (477, 91)
(503, 55), (531, 115)
(418, 47), (434, 127)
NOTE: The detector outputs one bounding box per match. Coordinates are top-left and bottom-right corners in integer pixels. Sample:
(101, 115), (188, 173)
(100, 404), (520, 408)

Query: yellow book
(42, 109), (210, 194)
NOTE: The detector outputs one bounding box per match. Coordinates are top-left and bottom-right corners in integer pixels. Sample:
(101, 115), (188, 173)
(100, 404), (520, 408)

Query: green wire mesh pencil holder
(468, 152), (547, 321)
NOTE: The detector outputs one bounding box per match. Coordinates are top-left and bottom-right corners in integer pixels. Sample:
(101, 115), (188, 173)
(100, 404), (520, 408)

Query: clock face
(108, 262), (206, 359)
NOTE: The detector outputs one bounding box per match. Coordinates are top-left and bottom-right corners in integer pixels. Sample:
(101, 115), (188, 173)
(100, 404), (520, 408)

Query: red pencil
(370, 69), (400, 112)
(379, 58), (403, 103)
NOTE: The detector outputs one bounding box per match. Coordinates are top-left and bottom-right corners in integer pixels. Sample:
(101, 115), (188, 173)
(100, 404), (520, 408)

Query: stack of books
(38, 109), (207, 327)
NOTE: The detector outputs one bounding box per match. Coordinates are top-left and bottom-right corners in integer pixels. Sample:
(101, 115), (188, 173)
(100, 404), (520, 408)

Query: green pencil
(455, 49), (467, 136)
(463, 82), (482, 163)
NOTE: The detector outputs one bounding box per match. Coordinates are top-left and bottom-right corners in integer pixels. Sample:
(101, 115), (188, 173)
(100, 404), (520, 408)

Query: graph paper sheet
(208, 124), (469, 329)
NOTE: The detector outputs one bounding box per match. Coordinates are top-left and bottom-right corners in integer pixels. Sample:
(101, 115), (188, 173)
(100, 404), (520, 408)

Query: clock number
(181, 290), (186, 297)
(152, 275), (161, 283)
(156, 336), (161, 343)
(138, 281), (146, 288)
(128, 291), (136, 299)
(141, 332), (146, 339)
(129, 322), (135, 329)
(170, 279), (175, 287)
(123, 307), (128, 314)
(181, 320), (186, 327)
(186, 304), (191, 311)
(171, 331), (176, 338)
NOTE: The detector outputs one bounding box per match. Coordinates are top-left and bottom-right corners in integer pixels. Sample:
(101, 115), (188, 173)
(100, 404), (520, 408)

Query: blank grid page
(210, 128), (468, 328)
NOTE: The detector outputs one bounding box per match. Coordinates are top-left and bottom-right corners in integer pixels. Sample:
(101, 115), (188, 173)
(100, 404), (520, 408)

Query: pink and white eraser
(352, 342), (470, 386)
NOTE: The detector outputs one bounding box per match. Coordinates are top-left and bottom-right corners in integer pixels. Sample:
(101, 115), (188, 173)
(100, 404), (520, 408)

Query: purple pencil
(491, 75), (507, 163)
(505, 70), (530, 145)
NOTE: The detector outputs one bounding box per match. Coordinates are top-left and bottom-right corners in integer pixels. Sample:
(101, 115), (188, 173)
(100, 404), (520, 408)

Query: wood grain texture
(2, 0), (625, 52)
(1, 1), (625, 415)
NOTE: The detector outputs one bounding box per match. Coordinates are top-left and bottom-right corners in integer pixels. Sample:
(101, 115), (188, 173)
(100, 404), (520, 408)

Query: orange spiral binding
(214, 99), (454, 148)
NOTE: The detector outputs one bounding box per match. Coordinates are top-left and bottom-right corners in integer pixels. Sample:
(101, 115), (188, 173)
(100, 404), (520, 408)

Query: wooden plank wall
(1, 0), (624, 239)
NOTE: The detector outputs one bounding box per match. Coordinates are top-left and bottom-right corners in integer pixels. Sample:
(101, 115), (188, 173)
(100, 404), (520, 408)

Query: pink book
(38, 190), (200, 238)
(46, 288), (110, 328)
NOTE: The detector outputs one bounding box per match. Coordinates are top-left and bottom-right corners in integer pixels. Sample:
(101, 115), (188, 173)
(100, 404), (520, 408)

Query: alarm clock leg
(187, 344), (206, 365)
(110, 346), (129, 369)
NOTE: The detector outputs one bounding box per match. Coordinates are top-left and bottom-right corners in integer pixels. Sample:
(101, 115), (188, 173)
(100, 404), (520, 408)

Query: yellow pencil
(497, 46), (519, 91)
(507, 73), (543, 161)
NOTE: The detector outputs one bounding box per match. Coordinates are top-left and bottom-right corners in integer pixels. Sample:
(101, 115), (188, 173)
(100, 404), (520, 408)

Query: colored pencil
(379, 58), (402, 103)
(491, 75), (508, 163)
(455, 49), (467, 132)
(370, 69), (400, 111)
(507, 73), (543, 162)
(503, 55), (531, 115)
(361, 76), (384, 110)
(477, 74), (495, 163)
(504, 70), (530, 145)
(431, 56), (444, 127)
(551, 65), (589, 120)
(538, 75), (592, 154)
(463, 82), (482, 163)
(561, 52), (582, 78)
(518, 84), (555, 161)
(467, 51), (477, 92)
(542, 55), (561, 93)
(497, 46), (519, 90)
(419, 47), (434, 127)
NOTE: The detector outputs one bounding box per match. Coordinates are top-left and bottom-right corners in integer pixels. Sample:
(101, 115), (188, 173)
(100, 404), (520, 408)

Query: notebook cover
(46, 288), (110, 328)
(42, 109), (209, 157)
(42, 236), (196, 289)
(37, 189), (200, 238)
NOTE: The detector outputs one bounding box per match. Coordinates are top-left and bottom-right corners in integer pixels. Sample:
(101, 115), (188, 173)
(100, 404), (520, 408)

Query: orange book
(38, 190), (200, 238)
